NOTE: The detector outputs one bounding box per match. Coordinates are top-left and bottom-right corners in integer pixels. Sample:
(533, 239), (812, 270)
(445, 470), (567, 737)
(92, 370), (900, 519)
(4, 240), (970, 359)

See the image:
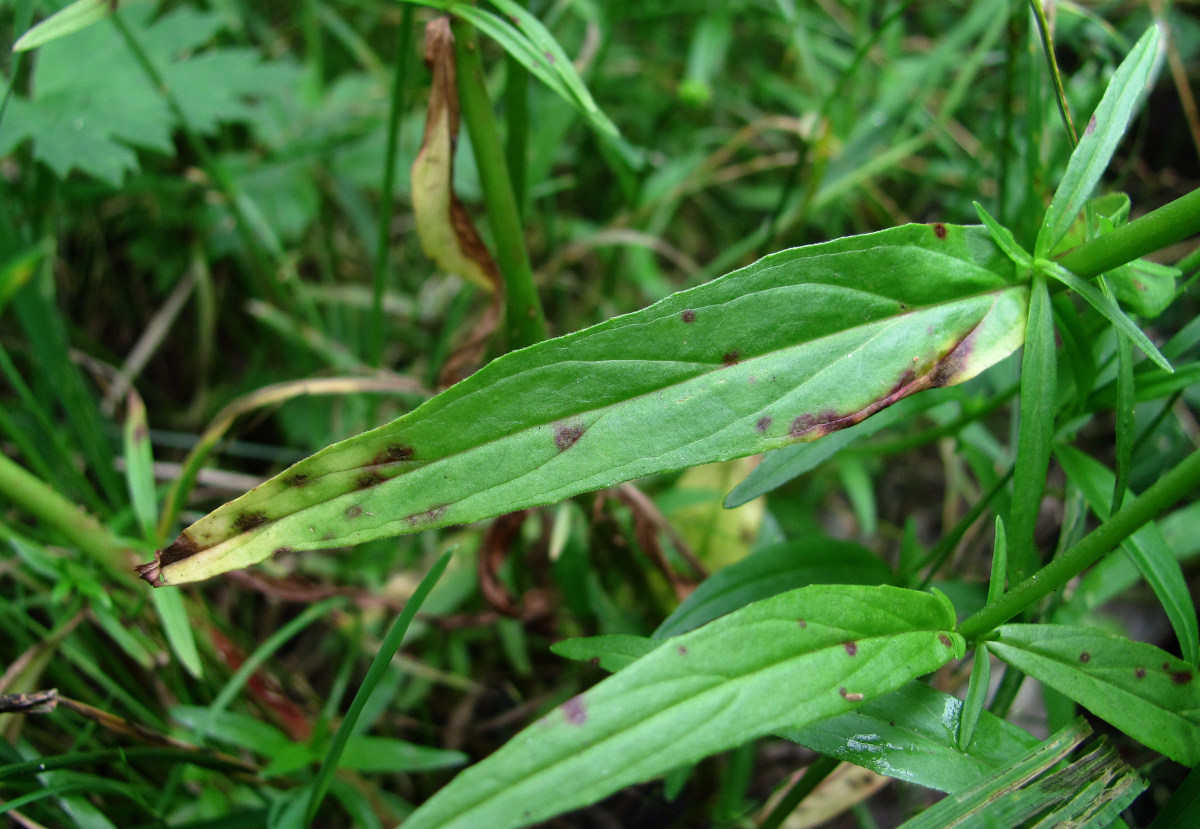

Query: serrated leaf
(1036, 25), (1162, 257)
(0, 4), (299, 185)
(141, 224), (1029, 586)
(989, 624), (1200, 765)
(782, 680), (1038, 794)
(403, 584), (964, 829)
(654, 536), (893, 638)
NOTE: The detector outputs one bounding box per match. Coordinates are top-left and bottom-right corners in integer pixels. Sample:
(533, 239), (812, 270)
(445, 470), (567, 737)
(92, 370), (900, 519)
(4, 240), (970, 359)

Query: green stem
(958, 448), (1200, 640)
(370, 5), (416, 368)
(452, 19), (546, 349)
(504, 1), (530, 220)
(0, 453), (134, 583)
(1056, 187), (1200, 279)
(1030, 0), (1078, 147)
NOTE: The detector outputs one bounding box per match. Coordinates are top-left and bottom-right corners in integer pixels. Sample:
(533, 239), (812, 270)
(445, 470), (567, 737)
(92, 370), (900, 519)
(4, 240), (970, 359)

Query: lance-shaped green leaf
(781, 680), (1038, 795)
(988, 624), (1200, 765)
(1036, 25), (1161, 258)
(139, 224), (1028, 586)
(402, 584), (965, 829)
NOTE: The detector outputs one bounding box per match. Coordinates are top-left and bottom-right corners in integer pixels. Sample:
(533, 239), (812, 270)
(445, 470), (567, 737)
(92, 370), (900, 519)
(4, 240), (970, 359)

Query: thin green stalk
(1056, 187), (1200, 279)
(452, 19), (546, 349)
(504, 1), (529, 221)
(757, 755), (840, 829)
(958, 448), (1200, 640)
(370, 5), (416, 368)
(1029, 0), (1078, 147)
(0, 452), (134, 583)
(304, 552), (452, 825)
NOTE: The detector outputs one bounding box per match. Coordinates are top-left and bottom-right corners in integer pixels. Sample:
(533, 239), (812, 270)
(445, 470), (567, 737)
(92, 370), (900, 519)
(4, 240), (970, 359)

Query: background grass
(2, 1), (1199, 826)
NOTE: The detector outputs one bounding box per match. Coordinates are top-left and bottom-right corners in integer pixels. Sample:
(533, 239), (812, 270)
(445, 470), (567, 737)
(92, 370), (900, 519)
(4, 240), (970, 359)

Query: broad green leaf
(1008, 274), (1055, 583)
(989, 624), (1200, 765)
(1036, 25), (1161, 257)
(653, 537), (893, 638)
(402, 584), (964, 829)
(1054, 444), (1198, 667)
(898, 718), (1143, 829)
(141, 224), (1028, 586)
(551, 634), (657, 673)
(12, 0), (114, 52)
(781, 680), (1038, 795)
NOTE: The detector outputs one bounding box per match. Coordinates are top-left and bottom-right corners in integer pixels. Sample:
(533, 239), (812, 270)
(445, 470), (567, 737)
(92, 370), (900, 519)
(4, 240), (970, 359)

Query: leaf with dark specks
(141, 224), (1027, 586)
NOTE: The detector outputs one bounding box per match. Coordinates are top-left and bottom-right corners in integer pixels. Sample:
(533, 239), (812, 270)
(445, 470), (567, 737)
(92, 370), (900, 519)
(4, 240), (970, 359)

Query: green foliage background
(2, 1), (1199, 827)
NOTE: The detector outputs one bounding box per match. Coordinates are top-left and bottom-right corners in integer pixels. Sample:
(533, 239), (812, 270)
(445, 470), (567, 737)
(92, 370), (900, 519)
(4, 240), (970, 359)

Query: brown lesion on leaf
(1171, 668), (1194, 685)
(273, 546), (294, 558)
(561, 695), (587, 725)
(789, 322), (984, 443)
(1079, 651), (1091, 663)
(355, 471), (386, 490)
(372, 444), (415, 465)
(406, 504), (449, 526)
(554, 421), (586, 452)
(722, 350), (740, 367)
(345, 505), (364, 519)
(755, 416), (772, 433)
(839, 687), (864, 702)
(136, 531), (203, 587)
(681, 309), (696, 323)
(233, 512), (270, 534)
(1135, 666), (1146, 678)
(284, 473), (310, 488)
(932, 222), (948, 240)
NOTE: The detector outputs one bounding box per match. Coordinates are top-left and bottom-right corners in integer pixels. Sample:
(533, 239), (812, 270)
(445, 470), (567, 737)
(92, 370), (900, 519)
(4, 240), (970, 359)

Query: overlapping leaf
(989, 624), (1200, 765)
(140, 224), (1029, 585)
(403, 584), (964, 829)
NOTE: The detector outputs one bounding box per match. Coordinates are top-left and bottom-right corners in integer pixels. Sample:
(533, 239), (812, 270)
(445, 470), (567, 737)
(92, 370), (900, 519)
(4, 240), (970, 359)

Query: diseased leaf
(411, 19), (502, 293)
(141, 224), (1028, 586)
(1036, 25), (1161, 257)
(402, 585), (964, 829)
(654, 537), (893, 638)
(1055, 444), (1198, 667)
(989, 624), (1200, 765)
(781, 680), (1038, 794)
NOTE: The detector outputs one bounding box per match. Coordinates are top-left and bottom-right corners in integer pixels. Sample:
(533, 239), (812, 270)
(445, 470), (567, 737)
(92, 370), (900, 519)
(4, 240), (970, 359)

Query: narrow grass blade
(402, 585), (963, 829)
(989, 624), (1200, 765)
(143, 225), (1029, 586)
(304, 552), (453, 824)
(1054, 445), (1198, 667)
(1036, 25), (1162, 257)
(1008, 274), (1055, 583)
(121, 390), (158, 542)
(150, 589), (203, 679)
(958, 646), (991, 752)
(12, 0), (112, 52)
(1043, 259), (1172, 371)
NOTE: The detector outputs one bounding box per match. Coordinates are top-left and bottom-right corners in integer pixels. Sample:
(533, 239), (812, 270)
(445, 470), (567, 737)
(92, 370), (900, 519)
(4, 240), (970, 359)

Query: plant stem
(958, 448), (1200, 640)
(1056, 187), (1200, 279)
(452, 19), (546, 349)
(370, 5), (416, 368)
(0, 452), (134, 582)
